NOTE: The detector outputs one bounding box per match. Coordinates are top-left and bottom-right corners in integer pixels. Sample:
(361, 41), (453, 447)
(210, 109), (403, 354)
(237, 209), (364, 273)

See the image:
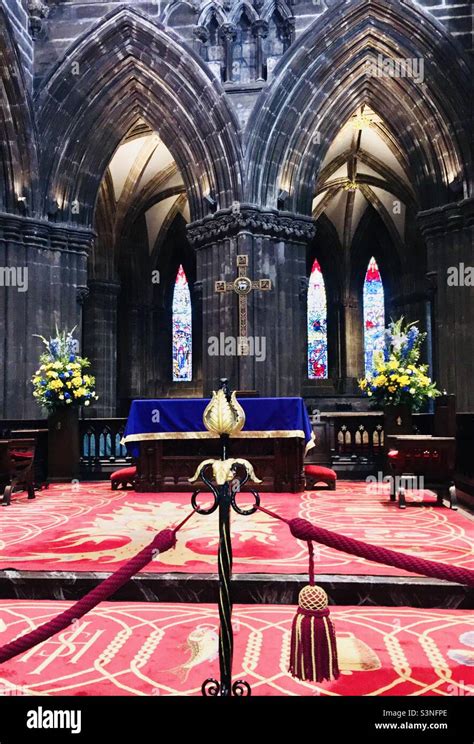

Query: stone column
(83, 280), (121, 417)
(192, 25), (209, 58)
(417, 198), (474, 411)
(187, 207), (315, 396)
(341, 296), (364, 393)
(220, 23), (237, 83)
(252, 20), (268, 82)
(0, 214), (91, 418)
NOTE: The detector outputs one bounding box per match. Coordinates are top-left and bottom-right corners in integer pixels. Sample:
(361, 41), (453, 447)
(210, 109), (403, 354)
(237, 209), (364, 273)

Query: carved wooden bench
(0, 438), (36, 506)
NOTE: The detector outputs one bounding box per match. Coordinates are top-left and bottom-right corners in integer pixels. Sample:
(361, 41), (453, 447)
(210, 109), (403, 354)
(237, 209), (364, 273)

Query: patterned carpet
(0, 601), (473, 696)
(1, 482), (473, 576)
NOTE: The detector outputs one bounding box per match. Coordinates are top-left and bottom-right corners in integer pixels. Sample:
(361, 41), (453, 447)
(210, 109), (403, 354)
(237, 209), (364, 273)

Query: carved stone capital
(252, 20), (269, 38)
(193, 25), (209, 43)
(220, 23), (237, 42)
(187, 206), (316, 248)
(417, 197), (474, 238)
(27, 0), (49, 41)
(0, 213), (94, 255)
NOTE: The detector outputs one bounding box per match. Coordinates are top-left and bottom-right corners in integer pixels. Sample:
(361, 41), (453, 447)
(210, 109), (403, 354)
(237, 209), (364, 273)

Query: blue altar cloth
(123, 397), (314, 457)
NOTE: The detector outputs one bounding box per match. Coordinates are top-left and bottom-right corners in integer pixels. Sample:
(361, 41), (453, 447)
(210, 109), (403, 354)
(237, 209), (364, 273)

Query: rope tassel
(289, 584), (339, 683)
(289, 541), (339, 683)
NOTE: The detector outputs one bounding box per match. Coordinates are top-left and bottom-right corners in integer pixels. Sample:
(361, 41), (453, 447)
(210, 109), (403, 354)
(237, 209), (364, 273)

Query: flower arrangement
(358, 317), (440, 411)
(32, 327), (98, 412)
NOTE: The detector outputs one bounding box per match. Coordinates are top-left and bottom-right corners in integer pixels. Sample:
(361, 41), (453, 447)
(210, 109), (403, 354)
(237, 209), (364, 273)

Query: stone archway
(36, 6), (243, 226)
(0, 7), (38, 215)
(246, 0), (471, 214)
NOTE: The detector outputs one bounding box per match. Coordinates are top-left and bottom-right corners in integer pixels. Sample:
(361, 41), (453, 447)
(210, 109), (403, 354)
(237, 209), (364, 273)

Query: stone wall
(0, 214), (92, 418)
(3, 0), (33, 90)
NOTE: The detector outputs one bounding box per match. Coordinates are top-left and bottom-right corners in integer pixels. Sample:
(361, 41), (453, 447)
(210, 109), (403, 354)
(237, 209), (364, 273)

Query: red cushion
(10, 451), (34, 459)
(110, 466), (137, 481)
(304, 465), (337, 482)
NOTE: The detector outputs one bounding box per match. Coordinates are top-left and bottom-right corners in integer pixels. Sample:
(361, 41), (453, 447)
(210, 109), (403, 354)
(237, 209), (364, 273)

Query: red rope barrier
(258, 507), (474, 587)
(0, 513), (195, 665)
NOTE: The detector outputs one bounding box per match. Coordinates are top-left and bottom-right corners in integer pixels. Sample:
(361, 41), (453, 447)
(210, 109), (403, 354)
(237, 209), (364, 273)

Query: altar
(122, 397), (314, 492)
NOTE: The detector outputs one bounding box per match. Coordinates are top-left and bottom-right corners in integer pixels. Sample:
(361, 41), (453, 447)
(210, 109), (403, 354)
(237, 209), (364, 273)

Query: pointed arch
(0, 7), (38, 214)
(246, 0), (471, 213)
(36, 7), (243, 225)
(230, 2), (260, 24)
(172, 264), (193, 382)
(196, 1), (228, 28)
(262, 0), (294, 23)
(307, 258), (328, 379)
(363, 257), (385, 375)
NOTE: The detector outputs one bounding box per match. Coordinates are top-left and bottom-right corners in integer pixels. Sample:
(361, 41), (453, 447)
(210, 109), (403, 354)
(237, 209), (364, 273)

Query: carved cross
(215, 255), (272, 355)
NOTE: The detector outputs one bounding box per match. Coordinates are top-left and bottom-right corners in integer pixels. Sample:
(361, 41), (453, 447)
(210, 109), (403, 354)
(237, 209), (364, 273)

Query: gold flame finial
(203, 388), (245, 436)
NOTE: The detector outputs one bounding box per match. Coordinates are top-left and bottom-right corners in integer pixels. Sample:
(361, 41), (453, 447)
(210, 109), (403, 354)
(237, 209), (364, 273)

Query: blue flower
(64, 392), (71, 400)
(49, 339), (60, 358)
(69, 354), (76, 363)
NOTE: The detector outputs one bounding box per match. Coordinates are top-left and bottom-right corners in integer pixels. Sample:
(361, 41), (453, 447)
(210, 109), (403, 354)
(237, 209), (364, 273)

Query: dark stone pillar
(220, 23), (237, 83)
(83, 280), (121, 417)
(342, 296), (364, 393)
(187, 208), (315, 396)
(252, 20), (268, 82)
(417, 198), (474, 411)
(0, 213), (91, 418)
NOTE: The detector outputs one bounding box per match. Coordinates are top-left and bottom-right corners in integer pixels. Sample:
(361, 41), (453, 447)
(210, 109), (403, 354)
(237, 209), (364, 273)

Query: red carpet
(0, 601), (472, 696)
(1, 482), (473, 577)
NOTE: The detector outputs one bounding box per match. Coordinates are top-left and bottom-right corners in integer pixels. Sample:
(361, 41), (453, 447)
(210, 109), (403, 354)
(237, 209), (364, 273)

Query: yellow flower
(73, 387), (86, 398)
(388, 360), (399, 370)
(46, 370), (58, 379)
(71, 377), (82, 388)
(375, 375), (387, 386)
(398, 375), (410, 386)
(49, 379), (63, 390)
(388, 385), (396, 393)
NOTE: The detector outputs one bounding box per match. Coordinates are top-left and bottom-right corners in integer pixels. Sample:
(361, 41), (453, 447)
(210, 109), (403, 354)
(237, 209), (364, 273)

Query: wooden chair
(0, 438), (36, 506)
(385, 395), (457, 510)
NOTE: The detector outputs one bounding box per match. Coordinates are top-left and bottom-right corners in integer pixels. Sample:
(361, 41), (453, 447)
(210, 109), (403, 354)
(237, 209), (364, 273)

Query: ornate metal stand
(189, 381), (260, 696)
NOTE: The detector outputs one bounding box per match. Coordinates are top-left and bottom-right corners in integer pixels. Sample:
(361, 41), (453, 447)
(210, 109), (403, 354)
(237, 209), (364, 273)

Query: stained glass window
(172, 265), (192, 382)
(363, 257), (385, 375)
(307, 259), (328, 379)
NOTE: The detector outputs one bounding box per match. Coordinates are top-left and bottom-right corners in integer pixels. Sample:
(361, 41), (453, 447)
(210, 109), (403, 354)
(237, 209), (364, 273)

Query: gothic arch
(196, 2), (228, 27)
(36, 7), (243, 225)
(261, 0), (293, 23)
(229, 2), (260, 24)
(246, 0), (471, 214)
(0, 7), (38, 215)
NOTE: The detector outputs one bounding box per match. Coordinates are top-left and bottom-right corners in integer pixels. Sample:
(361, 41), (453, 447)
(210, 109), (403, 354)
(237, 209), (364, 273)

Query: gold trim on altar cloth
(122, 429), (315, 454)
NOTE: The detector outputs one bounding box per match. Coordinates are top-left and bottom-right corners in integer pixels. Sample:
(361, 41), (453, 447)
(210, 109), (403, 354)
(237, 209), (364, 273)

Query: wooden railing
(0, 411), (472, 494)
(79, 418), (131, 476)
